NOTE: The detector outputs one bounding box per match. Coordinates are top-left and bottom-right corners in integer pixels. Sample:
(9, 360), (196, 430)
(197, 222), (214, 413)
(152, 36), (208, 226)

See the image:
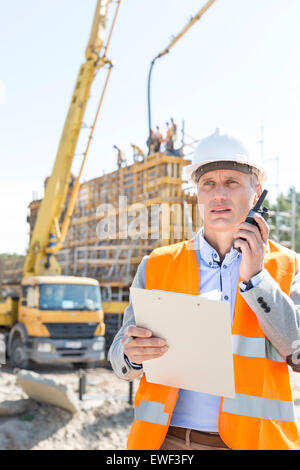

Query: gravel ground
(0, 363), (299, 450)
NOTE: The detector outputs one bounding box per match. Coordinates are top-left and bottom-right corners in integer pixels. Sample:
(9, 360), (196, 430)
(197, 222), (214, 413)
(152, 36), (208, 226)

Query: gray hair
(250, 170), (259, 189)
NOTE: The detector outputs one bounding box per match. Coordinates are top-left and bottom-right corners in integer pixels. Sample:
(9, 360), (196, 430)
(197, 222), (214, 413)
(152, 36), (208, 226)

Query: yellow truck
(0, 0), (121, 368)
(2, 276), (105, 368)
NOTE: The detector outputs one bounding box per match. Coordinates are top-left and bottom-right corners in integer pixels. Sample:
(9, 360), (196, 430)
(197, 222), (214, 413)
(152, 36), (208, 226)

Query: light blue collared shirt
(169, 228), (265, 432)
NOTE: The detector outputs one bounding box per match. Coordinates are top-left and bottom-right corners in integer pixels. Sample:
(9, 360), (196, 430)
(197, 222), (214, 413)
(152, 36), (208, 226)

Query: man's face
(197, 169), (262, 233)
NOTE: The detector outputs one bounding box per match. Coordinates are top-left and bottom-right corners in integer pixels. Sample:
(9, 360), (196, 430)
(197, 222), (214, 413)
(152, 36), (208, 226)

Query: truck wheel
(10, 338), (31, 369)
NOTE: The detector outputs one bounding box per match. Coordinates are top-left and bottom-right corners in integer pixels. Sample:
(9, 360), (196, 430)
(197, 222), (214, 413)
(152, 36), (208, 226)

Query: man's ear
(253, 184), (262, 206)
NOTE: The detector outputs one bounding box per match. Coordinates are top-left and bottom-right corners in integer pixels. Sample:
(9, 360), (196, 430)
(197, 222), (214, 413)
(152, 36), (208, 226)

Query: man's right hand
(121, 325), (168, 365)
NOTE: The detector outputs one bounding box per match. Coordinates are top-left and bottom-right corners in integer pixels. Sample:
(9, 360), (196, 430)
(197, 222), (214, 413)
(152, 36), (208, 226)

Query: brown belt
(167, 426), (229, 449)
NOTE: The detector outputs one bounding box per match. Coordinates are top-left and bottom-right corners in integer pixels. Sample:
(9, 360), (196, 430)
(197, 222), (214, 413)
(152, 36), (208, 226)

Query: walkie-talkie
(234, 189), (269, 253)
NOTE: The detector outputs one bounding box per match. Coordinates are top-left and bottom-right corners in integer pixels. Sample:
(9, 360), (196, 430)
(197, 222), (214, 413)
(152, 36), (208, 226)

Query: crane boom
(24, 0), (119, 277)
(154, 0), (216, 60)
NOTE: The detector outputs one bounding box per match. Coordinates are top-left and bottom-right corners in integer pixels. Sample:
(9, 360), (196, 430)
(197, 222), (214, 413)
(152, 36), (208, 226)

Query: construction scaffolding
(28, 153), (200, 300)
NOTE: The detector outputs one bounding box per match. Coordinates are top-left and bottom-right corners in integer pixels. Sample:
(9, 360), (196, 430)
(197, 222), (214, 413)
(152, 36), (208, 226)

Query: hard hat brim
(185, 160), (267, 186)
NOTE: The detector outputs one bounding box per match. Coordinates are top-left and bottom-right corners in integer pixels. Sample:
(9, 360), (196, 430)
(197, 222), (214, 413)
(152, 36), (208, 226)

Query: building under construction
(23, 152), (201, 352)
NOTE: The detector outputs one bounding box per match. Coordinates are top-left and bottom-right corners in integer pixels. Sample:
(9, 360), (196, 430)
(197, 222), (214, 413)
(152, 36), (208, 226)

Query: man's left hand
(233, 213), (270, 284)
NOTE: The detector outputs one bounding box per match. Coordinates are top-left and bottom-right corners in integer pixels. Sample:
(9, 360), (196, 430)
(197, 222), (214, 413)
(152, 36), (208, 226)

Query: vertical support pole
(79, 370), (87, 401)
(129, 381), (133, 405)
(181, 120), (185, 156)
(147, 60), (156, 156)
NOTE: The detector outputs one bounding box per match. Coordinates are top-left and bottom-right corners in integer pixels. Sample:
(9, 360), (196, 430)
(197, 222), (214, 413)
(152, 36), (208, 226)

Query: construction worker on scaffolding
(131, 143), (144, 163)
(165, 121), (175, 155)
(170, 117), (177, 143)
(154, 126), (163, 153)
(109, 128), (300, 450)
(146, 129), (156, 154)
(113, 144), (126, 169)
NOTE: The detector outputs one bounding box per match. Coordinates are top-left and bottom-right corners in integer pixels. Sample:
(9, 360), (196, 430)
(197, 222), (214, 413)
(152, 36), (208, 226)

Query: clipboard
(130, 287), (235, 398)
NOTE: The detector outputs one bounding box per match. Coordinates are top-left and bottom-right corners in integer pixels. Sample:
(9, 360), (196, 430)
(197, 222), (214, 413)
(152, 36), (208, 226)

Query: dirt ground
(0, 362), (139, 450)
(0, 363), (299, 450)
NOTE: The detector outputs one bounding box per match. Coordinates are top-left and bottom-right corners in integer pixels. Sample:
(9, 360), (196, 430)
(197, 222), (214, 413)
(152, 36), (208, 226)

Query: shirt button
(209, 262), (212, 266)
(224, 295), (229, 300)
(223, 265), (227, 269)
(214, 253), (218, 258)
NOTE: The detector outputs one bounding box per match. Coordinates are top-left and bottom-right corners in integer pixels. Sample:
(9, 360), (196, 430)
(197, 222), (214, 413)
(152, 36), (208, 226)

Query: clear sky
(1, 0), (300, 254)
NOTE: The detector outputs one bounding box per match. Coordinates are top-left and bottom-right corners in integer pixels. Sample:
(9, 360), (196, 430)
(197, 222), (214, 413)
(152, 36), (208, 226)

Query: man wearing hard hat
(109, 128), (300, 450)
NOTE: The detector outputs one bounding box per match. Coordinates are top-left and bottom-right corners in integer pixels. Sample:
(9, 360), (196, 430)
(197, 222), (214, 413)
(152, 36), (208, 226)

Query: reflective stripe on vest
(223, 393), (296, 422)
(232, 335), (285, 363)
(135, 400), (169, 425)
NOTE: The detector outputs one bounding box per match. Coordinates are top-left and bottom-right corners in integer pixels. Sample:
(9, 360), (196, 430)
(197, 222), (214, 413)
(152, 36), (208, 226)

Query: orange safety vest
(127, 239), (300, 450)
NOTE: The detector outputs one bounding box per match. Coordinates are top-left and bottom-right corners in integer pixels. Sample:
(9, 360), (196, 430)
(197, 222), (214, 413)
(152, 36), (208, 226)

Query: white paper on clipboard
(130, 287), (235, 399)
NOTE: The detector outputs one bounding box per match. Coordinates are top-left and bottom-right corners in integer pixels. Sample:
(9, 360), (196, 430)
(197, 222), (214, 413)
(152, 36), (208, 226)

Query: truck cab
(7, 275), (105, 368)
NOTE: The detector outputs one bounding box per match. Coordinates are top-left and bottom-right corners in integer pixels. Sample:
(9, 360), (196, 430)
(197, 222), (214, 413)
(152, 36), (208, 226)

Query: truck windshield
(39, 284), (102, 311)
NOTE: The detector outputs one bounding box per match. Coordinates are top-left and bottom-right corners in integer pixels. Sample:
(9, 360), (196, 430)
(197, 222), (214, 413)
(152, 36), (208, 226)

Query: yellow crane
(0, 0), (121, 368)
(25, 0), (121, 276)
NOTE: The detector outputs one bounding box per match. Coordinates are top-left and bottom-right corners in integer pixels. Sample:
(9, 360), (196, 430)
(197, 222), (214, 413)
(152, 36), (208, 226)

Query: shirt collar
(195, 227), (241, 267)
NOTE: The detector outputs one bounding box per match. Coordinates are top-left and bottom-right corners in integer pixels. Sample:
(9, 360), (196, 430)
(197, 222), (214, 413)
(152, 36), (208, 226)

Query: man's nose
(212, 184), (228, 200)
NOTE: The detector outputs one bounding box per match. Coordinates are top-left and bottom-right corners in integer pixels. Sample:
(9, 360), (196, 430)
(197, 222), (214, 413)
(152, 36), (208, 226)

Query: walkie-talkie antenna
(253, 189), (268, 211)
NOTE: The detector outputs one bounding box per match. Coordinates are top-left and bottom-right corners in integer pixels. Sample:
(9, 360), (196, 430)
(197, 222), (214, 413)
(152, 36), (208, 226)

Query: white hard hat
(185, 128), (267, 186)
